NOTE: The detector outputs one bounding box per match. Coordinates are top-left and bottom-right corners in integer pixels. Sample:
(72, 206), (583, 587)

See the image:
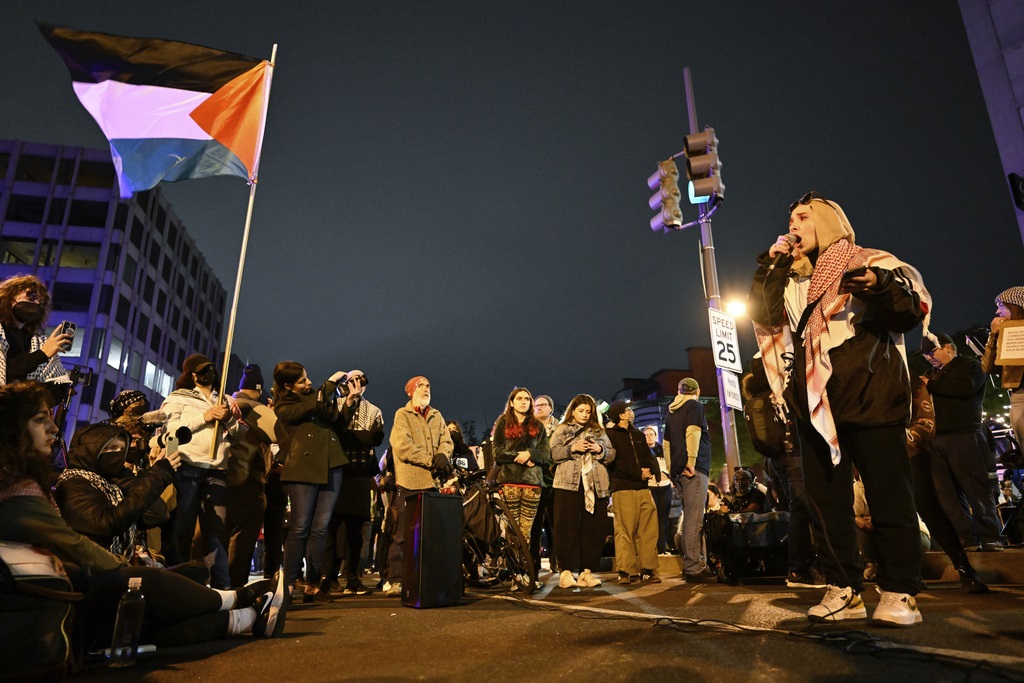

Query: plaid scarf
(57, 468), (145, 559)
(755, 239), (931, 465)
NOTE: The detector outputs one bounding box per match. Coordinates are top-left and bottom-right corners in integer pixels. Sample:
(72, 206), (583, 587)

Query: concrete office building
(0, 138), (226, 437)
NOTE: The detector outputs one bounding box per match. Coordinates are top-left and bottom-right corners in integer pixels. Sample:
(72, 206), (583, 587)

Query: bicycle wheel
(493, 499), (537, 594)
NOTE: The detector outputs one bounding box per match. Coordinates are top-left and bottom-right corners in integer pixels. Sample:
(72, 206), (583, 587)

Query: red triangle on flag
(190, 61), (267, 177)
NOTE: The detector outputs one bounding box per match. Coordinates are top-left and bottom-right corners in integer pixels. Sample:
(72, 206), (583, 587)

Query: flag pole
(209, 44), (277, 458)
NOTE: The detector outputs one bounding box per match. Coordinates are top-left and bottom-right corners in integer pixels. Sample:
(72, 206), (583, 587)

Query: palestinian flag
(39, 23), (272, 199)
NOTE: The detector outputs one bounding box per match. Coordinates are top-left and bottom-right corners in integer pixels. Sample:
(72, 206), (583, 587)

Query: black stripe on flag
(38, 22), (261, 93)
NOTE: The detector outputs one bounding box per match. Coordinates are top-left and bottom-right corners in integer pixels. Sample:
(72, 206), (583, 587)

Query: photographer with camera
(54, 421), (181, 563)
(272, 362), (350, 603)
(160, 354), (245, 589)
(0, 274), (71, 389)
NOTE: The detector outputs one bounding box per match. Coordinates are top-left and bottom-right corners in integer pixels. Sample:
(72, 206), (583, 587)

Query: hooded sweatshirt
(663, 394), (711, 479)
(54, 422), (174, 557)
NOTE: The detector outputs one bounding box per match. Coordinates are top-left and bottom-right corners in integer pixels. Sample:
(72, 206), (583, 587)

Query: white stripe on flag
(72, 81), (213, 141)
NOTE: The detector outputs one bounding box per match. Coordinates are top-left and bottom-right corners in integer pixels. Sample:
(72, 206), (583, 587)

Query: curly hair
(0, 381), (57, 492)
(0, 274), (52, 335)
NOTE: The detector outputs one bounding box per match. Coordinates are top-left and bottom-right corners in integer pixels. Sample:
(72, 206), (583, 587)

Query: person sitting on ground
(725, 467), (771, 513)
(0, 380), (288, 653)
(54, 422), (178, 564)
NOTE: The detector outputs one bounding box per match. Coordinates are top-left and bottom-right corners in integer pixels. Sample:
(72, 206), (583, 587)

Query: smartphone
(840, 266), (869, 281)
(57, 321), (77, 352)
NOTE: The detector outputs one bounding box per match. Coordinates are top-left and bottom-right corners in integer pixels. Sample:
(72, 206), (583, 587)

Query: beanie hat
(182, 353), (213, 376)
(239, 364), (264, 392)
(108, 389), (146, 418)
(405, 376), (428, 397)
(996, 286), (1024, 309)
(606, 400), (629, 424)
(678, 377), (700, 394)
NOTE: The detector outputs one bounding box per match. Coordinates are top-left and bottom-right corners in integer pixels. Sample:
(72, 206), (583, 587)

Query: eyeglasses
(535, 402), (551, 408)
(789, 190), (839, 214)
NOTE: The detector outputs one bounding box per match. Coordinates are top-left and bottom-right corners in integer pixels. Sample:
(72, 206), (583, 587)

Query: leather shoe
(684, 569), (718, 584)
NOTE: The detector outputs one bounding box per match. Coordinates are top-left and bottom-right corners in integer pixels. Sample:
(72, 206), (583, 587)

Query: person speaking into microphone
(748, 191), (932, 627)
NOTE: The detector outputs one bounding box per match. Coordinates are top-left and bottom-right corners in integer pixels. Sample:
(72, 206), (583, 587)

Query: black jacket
(928, 355), (986, 434)
(55, 423), (174, 551)
(605, 423), (661, 492)
(749, 252), (924, 428)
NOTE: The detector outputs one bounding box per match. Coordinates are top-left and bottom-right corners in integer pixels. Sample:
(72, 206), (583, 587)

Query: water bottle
(108, 577), (145, 668)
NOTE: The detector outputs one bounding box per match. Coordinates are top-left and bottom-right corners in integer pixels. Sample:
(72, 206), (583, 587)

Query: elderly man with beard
(161, 353), (246, 588)
(749, 191), (931, 627)
(384, 376), (454, 597)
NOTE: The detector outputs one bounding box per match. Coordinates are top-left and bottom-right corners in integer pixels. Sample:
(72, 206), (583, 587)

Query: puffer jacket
(549, 422), (614, 496)
(54, 422), (174, 553)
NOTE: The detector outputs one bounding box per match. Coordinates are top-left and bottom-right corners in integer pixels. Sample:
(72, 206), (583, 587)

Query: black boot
(950, 547), (990, 594)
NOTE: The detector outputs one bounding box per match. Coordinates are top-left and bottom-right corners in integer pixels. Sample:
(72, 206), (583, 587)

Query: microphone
(767, 234), (799, 272)
(141, 410), (169, 425)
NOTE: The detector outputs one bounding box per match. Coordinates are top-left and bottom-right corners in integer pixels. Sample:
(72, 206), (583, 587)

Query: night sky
(2, 1), (1021, 435)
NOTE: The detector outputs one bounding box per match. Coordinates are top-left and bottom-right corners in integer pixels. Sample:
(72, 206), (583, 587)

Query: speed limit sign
(708, 309), (743, 374)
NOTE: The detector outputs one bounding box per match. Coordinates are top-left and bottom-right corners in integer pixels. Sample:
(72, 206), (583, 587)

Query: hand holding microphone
(767, 234), (799, 272)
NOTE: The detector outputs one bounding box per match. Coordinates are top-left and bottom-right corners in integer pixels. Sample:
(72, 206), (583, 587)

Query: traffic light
(647, 159), (682, 232)
(683, 126), (724, 204)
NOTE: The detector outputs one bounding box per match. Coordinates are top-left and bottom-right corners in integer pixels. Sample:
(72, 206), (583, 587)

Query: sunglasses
(789, 190), (838, 214)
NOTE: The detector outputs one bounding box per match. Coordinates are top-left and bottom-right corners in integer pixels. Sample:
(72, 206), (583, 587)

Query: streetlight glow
(725, 299), (747, 318)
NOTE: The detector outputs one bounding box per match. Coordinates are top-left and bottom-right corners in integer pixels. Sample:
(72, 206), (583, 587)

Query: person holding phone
(0, 274), (71, 388)
(748, 192), (932, 627)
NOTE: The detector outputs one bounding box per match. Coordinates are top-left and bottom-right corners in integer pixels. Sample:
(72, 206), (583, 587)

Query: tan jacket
(981, 330), (1023, 390)
(390, 402), (454, 490)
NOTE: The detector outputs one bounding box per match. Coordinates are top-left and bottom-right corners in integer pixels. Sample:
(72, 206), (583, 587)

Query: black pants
(261, 472), (287, 579)
(930, 429), (1004, 546)
(529, 485), (556, 572)
(770, 446), (817, 575)
(910, 450), (973, 569)
(798, 420), (923, 595)
(552, 488), (610, 574)
(650, 485), (673, 553)
(385, 486), (431, 585)
(322, 513), (369, 587)
(80, 565), (228, 651)
(226, 480), (266, 587)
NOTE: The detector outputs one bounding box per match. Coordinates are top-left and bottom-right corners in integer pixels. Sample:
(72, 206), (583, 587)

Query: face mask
(127, 404), (146, 417)
(12, 301), (42, 324)
(196, 367), (218, 387)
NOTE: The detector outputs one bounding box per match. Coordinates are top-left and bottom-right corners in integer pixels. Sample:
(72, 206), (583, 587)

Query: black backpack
(742, 392), (788, 459)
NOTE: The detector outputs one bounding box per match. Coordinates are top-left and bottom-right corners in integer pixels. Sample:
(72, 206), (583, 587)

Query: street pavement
(77, 552), (1024, 683)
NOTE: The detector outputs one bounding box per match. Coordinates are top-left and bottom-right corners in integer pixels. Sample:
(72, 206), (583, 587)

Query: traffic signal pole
(683, 68), (742, 474)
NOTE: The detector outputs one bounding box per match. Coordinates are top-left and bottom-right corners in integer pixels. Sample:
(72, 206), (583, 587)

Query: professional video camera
(142, 411), (193, 455)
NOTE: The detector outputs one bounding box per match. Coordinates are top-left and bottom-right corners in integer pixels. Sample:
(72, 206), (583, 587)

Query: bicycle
(448, 465), (537, 594)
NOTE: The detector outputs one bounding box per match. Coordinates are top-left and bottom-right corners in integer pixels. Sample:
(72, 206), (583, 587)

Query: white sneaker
(577, 569), (602, 588)
(384, 582), (402, 597)
(558, 570), (578, 589)
(872, 586), (922, 627)
(807, 585), (867, 622)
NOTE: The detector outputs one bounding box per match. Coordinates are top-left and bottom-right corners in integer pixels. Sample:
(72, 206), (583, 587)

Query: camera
(149, 426), (192, 454)
(336, 373), (368, 398)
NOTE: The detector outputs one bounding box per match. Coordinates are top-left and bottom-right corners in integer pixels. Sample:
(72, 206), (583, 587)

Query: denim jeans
(172, 465), (230, 588)
(677, 471), (709, 574)
(283, 467), (343, 587)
